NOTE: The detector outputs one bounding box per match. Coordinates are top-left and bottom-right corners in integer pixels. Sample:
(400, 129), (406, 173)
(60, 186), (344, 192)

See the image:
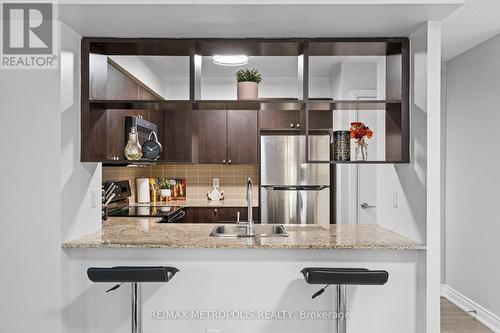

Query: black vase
(333, 130), (351, 161)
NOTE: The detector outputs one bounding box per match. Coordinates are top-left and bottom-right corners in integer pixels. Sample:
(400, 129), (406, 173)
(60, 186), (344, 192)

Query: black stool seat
(301, 267), (388, 285)
(88, 266), (179, 283)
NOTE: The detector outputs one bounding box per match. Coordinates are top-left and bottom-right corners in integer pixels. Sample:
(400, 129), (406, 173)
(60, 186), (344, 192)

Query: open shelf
(102, 159), (190, 166)
(89, 99), (305, 111)
(90, 99), (191, 110)
(89, 99), (400, 111)
(309, 100), (402, 111)
(308, 160), (410, 164)
(193, 99), (303, 110)
(82, 38), (410, 164)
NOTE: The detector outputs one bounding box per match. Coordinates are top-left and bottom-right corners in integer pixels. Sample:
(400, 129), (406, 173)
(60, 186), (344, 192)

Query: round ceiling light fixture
(212, 55), (249, 66)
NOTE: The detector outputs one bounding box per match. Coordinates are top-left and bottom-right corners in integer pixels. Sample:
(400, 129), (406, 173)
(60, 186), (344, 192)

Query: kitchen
(85, 37), (404, 227)
(62, 34), (426, 333)
(1, 1), (464, 333)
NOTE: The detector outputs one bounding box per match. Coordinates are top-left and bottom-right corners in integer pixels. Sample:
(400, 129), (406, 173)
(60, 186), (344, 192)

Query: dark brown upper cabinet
(308, 109), (333, 130)
(259, 107), (332, 131)
(163, 108), (192, 162)
(227, 110), (258, 164)
(106, 64), (139, 100)
(192, 109), (258, 165)
(81, 38), (409, 164)
(260, 109), (300, 130)
(192, 109), (228, 164)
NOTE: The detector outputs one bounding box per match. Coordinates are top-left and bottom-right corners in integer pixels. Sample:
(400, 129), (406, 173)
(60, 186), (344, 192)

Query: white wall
(201, 76), (302, 100)
(338, 62), (378, 100)
(376, 27), (429, 244)
(163, 76), (190, 100)
(60, 22), (103, 333)
(375, 22), (443, 333)
(61, 23), (102, 243)
(0, 33), (61, 333)
(0, 21), (102, 333)
(445, 33), (500, 319)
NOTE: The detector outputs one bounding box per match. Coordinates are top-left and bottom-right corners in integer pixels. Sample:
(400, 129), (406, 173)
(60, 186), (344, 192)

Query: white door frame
(347, 90), (378, 224)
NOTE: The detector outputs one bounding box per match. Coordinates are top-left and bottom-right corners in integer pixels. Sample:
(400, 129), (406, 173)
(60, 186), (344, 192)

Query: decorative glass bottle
(355, 138), (368, 161)
(124, 127), (142, 160)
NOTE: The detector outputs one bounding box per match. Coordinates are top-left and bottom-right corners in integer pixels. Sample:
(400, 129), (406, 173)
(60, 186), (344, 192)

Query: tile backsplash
(103, 164), (259, 203)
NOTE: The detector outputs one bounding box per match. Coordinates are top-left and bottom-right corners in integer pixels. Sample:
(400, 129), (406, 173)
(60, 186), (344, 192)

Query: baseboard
(441, 284), (500, 333)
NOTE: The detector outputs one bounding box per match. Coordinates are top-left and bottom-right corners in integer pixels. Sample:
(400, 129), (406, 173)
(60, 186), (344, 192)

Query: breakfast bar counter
(63, 217), (425, 333)
(62, 217), (424, 250)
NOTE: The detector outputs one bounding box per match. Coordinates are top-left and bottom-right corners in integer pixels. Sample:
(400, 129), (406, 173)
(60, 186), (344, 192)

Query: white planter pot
(160, 189), (171, 198)
(237, 81), (259, 100)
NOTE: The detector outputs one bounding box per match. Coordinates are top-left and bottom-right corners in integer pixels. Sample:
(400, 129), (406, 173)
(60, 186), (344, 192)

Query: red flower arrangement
(349, 122), (373, 140)
(349, 122), (373, 160)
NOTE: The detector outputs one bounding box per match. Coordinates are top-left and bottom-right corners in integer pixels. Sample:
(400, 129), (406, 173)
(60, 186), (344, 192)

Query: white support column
(410, 21), (442, 332)
(426, 21), (442, 333)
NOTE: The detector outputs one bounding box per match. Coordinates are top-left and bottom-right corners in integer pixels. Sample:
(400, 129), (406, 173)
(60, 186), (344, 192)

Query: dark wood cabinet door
(163, 109), (191, 162)
(184, 207), (259, 223)
(216, 207), (239, 222)
(227, 110), (258, 164)
(184, 208), (219, 223)
(106, 63), (139, 100)
(259, 109), (299, 130)
(138, 86), (156, 100)
(217, 207), (259, 223)
(192, 109), (227, 164)
(308, 109), (333, 130)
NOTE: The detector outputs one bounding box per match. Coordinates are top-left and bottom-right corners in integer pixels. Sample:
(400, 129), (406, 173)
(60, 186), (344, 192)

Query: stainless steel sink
(210, 224), (288, 238)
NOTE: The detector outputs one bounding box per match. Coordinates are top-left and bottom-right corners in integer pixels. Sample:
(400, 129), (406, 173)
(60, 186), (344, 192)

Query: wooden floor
(441, 298), (493, 333)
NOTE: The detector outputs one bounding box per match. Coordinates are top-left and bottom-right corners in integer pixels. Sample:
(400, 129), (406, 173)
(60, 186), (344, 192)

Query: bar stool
(301, 267), (388, 333)
(88, 266), (179, 333)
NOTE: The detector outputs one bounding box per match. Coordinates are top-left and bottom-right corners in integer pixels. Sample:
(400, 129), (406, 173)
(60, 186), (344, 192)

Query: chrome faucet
(238, 177), (255, 236)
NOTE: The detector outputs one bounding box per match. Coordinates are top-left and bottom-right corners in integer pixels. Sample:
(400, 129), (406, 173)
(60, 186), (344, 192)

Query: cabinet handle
(289, 123), (294, 128)
(222, 160), (226, 164)
(228, 159), (232, 164)
(214, 208), (218, 213)
(296, 123), (301, 128)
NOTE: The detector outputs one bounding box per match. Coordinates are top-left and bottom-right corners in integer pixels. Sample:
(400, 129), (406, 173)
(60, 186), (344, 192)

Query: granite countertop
(131, 199), (258, 208)
(62, 217), (425, 250)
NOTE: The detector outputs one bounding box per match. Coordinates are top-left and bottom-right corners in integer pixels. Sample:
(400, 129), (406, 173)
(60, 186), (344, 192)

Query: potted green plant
(235, 68), (262, 100)
(159, 179), (172, 200)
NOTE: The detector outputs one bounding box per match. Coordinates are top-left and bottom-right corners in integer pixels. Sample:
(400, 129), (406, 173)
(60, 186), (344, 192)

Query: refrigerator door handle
(262, 185), (329, 191)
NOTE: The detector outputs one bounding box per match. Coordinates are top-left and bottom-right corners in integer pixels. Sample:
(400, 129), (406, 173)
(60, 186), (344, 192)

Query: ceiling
(60, 2), (461, 38)
(442, 0), (500, 60)
(130, 55), (384, 77)
(60, 0), (500, 62)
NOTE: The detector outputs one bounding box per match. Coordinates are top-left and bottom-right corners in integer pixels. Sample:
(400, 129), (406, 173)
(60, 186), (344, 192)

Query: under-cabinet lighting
(212, 55), (249, 66)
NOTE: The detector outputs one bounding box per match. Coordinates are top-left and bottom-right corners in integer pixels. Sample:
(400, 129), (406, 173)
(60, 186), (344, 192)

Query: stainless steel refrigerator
(260, 135), (330, 225)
